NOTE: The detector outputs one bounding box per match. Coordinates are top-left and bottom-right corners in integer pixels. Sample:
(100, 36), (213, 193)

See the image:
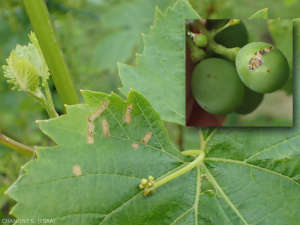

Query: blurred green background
(0, 0), (299, 223)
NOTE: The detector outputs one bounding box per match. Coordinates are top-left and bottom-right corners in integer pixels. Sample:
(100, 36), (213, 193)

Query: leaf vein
(245, 134), (300, 162)
(205, 158), (300, 186)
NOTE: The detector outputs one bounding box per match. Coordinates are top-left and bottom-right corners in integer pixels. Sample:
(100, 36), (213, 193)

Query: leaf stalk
(192, 20), (241, 61)
(143, 128), (210, 195)
(0, 133), (36, 157)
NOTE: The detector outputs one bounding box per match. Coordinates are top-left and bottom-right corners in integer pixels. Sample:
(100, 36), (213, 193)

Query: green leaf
(268, 19), (293, 95)
(6, 1), (300, 224)
(28, 32), (50, 83)
(249, 8), (268, 19)
(92, 0), (177, 72)
(7, 89), (300, 224)
(7, 89), (194, 224)
(2, 32), (49, 93)
(3, 51), (40, 93)
(119, 0), (200, 125)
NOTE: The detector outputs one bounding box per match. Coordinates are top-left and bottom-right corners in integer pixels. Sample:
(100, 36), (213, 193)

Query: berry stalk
(193, 20), (241, 61)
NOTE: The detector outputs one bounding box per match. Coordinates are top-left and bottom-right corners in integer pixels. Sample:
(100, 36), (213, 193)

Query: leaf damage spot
(73, 165), (82, 176)
(248, 47), (277, 70)
(141, 131), (152, 145)
(102, 119), (110, 137)
(87, 100), (110, 144)
(125, 104), (133, 123)
(132, 143), (139, 149)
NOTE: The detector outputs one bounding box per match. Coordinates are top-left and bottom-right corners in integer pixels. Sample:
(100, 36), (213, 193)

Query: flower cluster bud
(138, 176), (156, 195)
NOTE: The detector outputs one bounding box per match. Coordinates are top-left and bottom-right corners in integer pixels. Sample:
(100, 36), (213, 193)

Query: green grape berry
(214, 21), (248, 48)
(236, 42), (289, 93)
(235, 86), (264, 114)
(194, 34), (208, 47)
(191, 58), (245, 115)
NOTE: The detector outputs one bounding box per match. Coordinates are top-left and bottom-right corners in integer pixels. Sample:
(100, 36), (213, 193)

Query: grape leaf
(28, 32), (50, 83)
(249, 8), (268, 19)
(7, 89), (195, 224)
(119, 0), (200, 125)
(92, 0), (176, 72)
(3, 51), (40, 93)
(6, 1), (300, 224)
(7, 88), (300, 224)
(2, 32), (49, 95)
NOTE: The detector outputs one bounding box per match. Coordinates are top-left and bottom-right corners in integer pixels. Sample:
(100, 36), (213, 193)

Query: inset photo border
(186, 19), (293, 127)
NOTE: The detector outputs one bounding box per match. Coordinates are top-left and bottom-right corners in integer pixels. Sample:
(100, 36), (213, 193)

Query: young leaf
(249, 8), (268, 19)
(2, 32), (49, 93)
(2, 35), (59, 118)
(3, 51), (40, 94)
(118, 0), (200, 125)
(28, 32), (50, 84)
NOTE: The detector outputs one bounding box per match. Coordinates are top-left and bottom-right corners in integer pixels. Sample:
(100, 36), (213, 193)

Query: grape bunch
(188, 19), (290, 116)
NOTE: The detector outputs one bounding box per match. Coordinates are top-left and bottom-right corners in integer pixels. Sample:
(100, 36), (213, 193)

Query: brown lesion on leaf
(73, 165), (82, 176)
(248, 47), (277, 70)
(102, 119), (110, 137)
(141, 131), (152, 145)
(86, 100), (110, 144)
(125, 104), (133, 123)
(132, 143), (139, 149)
(87, 123), (95, 144)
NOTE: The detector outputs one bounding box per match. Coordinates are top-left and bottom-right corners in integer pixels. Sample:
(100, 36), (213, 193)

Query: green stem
(212, 22), (231, 36)
(211, 20), (241, 37)
(27, 90), (58, 118)
(193, 19), (241, 61)
(186, 34), (206, 63)
(144, 150), (205, 195)
(0, 133), (36, 157)
(186, 34), (198, 51)
(43, 81), (56, 110)
(193, 20), (209, 34)
(210, 42), (241, 61)
(23, 0), (80, 106)
(181, 150), (201, 156)
(144, 128), (208, 195)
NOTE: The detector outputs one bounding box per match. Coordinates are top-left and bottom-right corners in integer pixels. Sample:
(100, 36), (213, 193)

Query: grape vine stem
(0, 133), (36, 157)
(23, 0), (80, 106)
(144, 128), (215, 195)
(193, 20), (241, 61)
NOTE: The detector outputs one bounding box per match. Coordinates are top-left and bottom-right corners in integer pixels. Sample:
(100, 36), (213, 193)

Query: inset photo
(186, 19), (293, 127)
